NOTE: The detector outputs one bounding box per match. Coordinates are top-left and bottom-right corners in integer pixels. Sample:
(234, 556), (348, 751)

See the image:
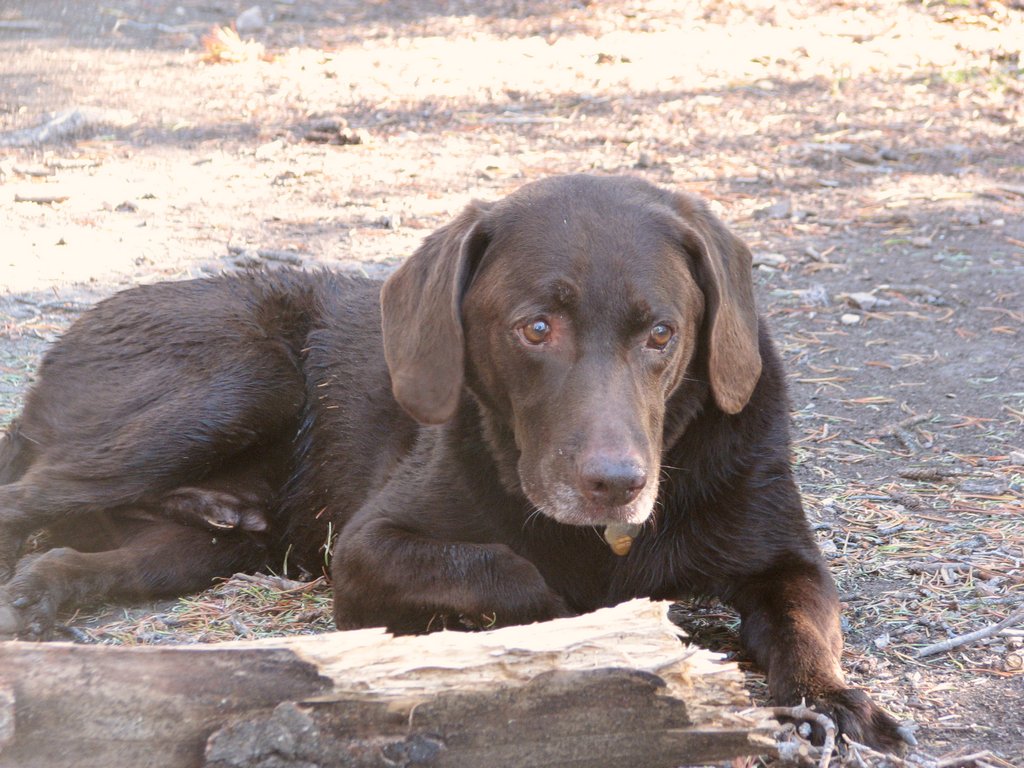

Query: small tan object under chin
(603, 523), (642, 556)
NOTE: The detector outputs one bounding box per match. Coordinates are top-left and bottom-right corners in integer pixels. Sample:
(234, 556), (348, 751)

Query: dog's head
(381, 175), (761, 528)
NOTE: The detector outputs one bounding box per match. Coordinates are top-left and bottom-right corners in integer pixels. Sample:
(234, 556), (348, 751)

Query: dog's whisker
(521, 506), (546, 532)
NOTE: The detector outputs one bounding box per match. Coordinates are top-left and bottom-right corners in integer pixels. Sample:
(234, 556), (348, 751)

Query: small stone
(254, 138), (286, 160)
(235, 6), (266, 34)
(309, 117), (348, 133)
(910, 236), (932, 247)
(840, 146), (881, 165)
(760, 198), (792, 219)
(847, 292), (879, 311)
(115, 201), (137, 212)
(958, 478), (1009, 495)
(819, 539), (839, 558)
(797, 284), (831, 307)
(1009, 450), (1024, 465)
(840, 313), (861, 326)
(753, 252), (787, 268)
(378, 213), (401, 230)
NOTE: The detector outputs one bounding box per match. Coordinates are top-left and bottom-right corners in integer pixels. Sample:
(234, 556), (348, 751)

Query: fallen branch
(0, 107), (135, 147)
(0, 600), (778, 768)
(915, 605), (1024, 659)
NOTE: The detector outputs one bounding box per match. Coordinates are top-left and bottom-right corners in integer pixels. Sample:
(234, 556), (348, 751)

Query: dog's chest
(516, 527), (681, 612)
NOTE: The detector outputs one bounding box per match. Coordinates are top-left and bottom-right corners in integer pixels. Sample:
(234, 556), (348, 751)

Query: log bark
(0, 599), (777, 768)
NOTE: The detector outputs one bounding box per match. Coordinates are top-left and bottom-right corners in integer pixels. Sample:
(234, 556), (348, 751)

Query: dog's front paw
(496, 587), (574, 627)
(794, 687), (911, 754)
(451, 589), (572, 631)
(484, 556), (574, 627)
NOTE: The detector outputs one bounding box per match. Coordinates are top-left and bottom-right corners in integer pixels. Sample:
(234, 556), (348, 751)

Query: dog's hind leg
(0, 423), (36, 575)
(0, 519), (268, 638)
(0, 349), (303, 582)
(0, 420), (34, 486)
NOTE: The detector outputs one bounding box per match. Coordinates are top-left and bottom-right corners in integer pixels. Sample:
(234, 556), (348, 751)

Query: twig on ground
(875, 413), (932, 453)
(0, 20), (46, 30)
(842, 736), (921, 768)
(771, 705), (835, 768)
(232, 572), (317, 592)
(915, 605), (1024, 659)
(934, 751), (1002, 768)
(13, 193), (69, 205)
(877, 414), (932, 436)
(899, 467), (972, 481)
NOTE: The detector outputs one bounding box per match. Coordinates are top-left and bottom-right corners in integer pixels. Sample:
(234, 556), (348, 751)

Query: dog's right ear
(380, 202), (492, 425)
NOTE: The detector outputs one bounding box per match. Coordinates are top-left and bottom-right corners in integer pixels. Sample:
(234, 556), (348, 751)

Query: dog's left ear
(671, 193), (762, 414)
(380, 202), (492, 425)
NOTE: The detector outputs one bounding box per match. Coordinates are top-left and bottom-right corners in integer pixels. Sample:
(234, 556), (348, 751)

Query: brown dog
(0, 175), (905, 750)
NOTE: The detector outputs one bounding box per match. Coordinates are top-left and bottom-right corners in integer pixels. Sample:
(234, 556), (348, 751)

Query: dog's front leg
(729, 558), (907, 752)
(331, 518), (571, 633)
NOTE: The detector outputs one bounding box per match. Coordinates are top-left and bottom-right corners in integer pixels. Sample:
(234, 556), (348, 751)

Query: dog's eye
(647, 323), (674, 350)
(520, 319), (552, 345)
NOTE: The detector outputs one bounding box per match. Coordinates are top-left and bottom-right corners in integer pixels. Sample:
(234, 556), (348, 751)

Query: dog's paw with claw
(160, 487), (269, 532)
(788, 688), (913, 754)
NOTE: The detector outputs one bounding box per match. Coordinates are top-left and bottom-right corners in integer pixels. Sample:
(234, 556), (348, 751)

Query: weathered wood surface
(0, 599), (778, 768)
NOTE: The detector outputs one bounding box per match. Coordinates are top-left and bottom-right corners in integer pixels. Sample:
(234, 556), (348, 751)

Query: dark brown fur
(0, 175), (905, 750)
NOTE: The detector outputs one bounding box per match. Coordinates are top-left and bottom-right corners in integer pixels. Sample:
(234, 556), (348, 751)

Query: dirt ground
(1, 0), (1022, 765)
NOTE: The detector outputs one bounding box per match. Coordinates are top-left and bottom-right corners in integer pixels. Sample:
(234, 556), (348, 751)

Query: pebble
(236, 6), (265, 34)
(753, 252), (787, 268)
(847, 292), (879, 311)
(378, 213), (401, 230)
(762, 198), (792, 219)
(958, 478), (1009, 495)
(840, 313), (861, 326)
(798, 284), (831, 307)
(254, 138), (286, 160)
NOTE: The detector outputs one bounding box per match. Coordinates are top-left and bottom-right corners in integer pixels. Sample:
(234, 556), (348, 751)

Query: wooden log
(0, 600), (778, 768)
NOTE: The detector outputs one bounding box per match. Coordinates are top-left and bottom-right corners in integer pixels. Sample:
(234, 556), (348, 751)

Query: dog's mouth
(525, 478), (658, 530)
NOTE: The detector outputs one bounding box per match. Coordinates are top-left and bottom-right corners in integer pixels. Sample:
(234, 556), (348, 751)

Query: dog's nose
(579, 457), (647, 507)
